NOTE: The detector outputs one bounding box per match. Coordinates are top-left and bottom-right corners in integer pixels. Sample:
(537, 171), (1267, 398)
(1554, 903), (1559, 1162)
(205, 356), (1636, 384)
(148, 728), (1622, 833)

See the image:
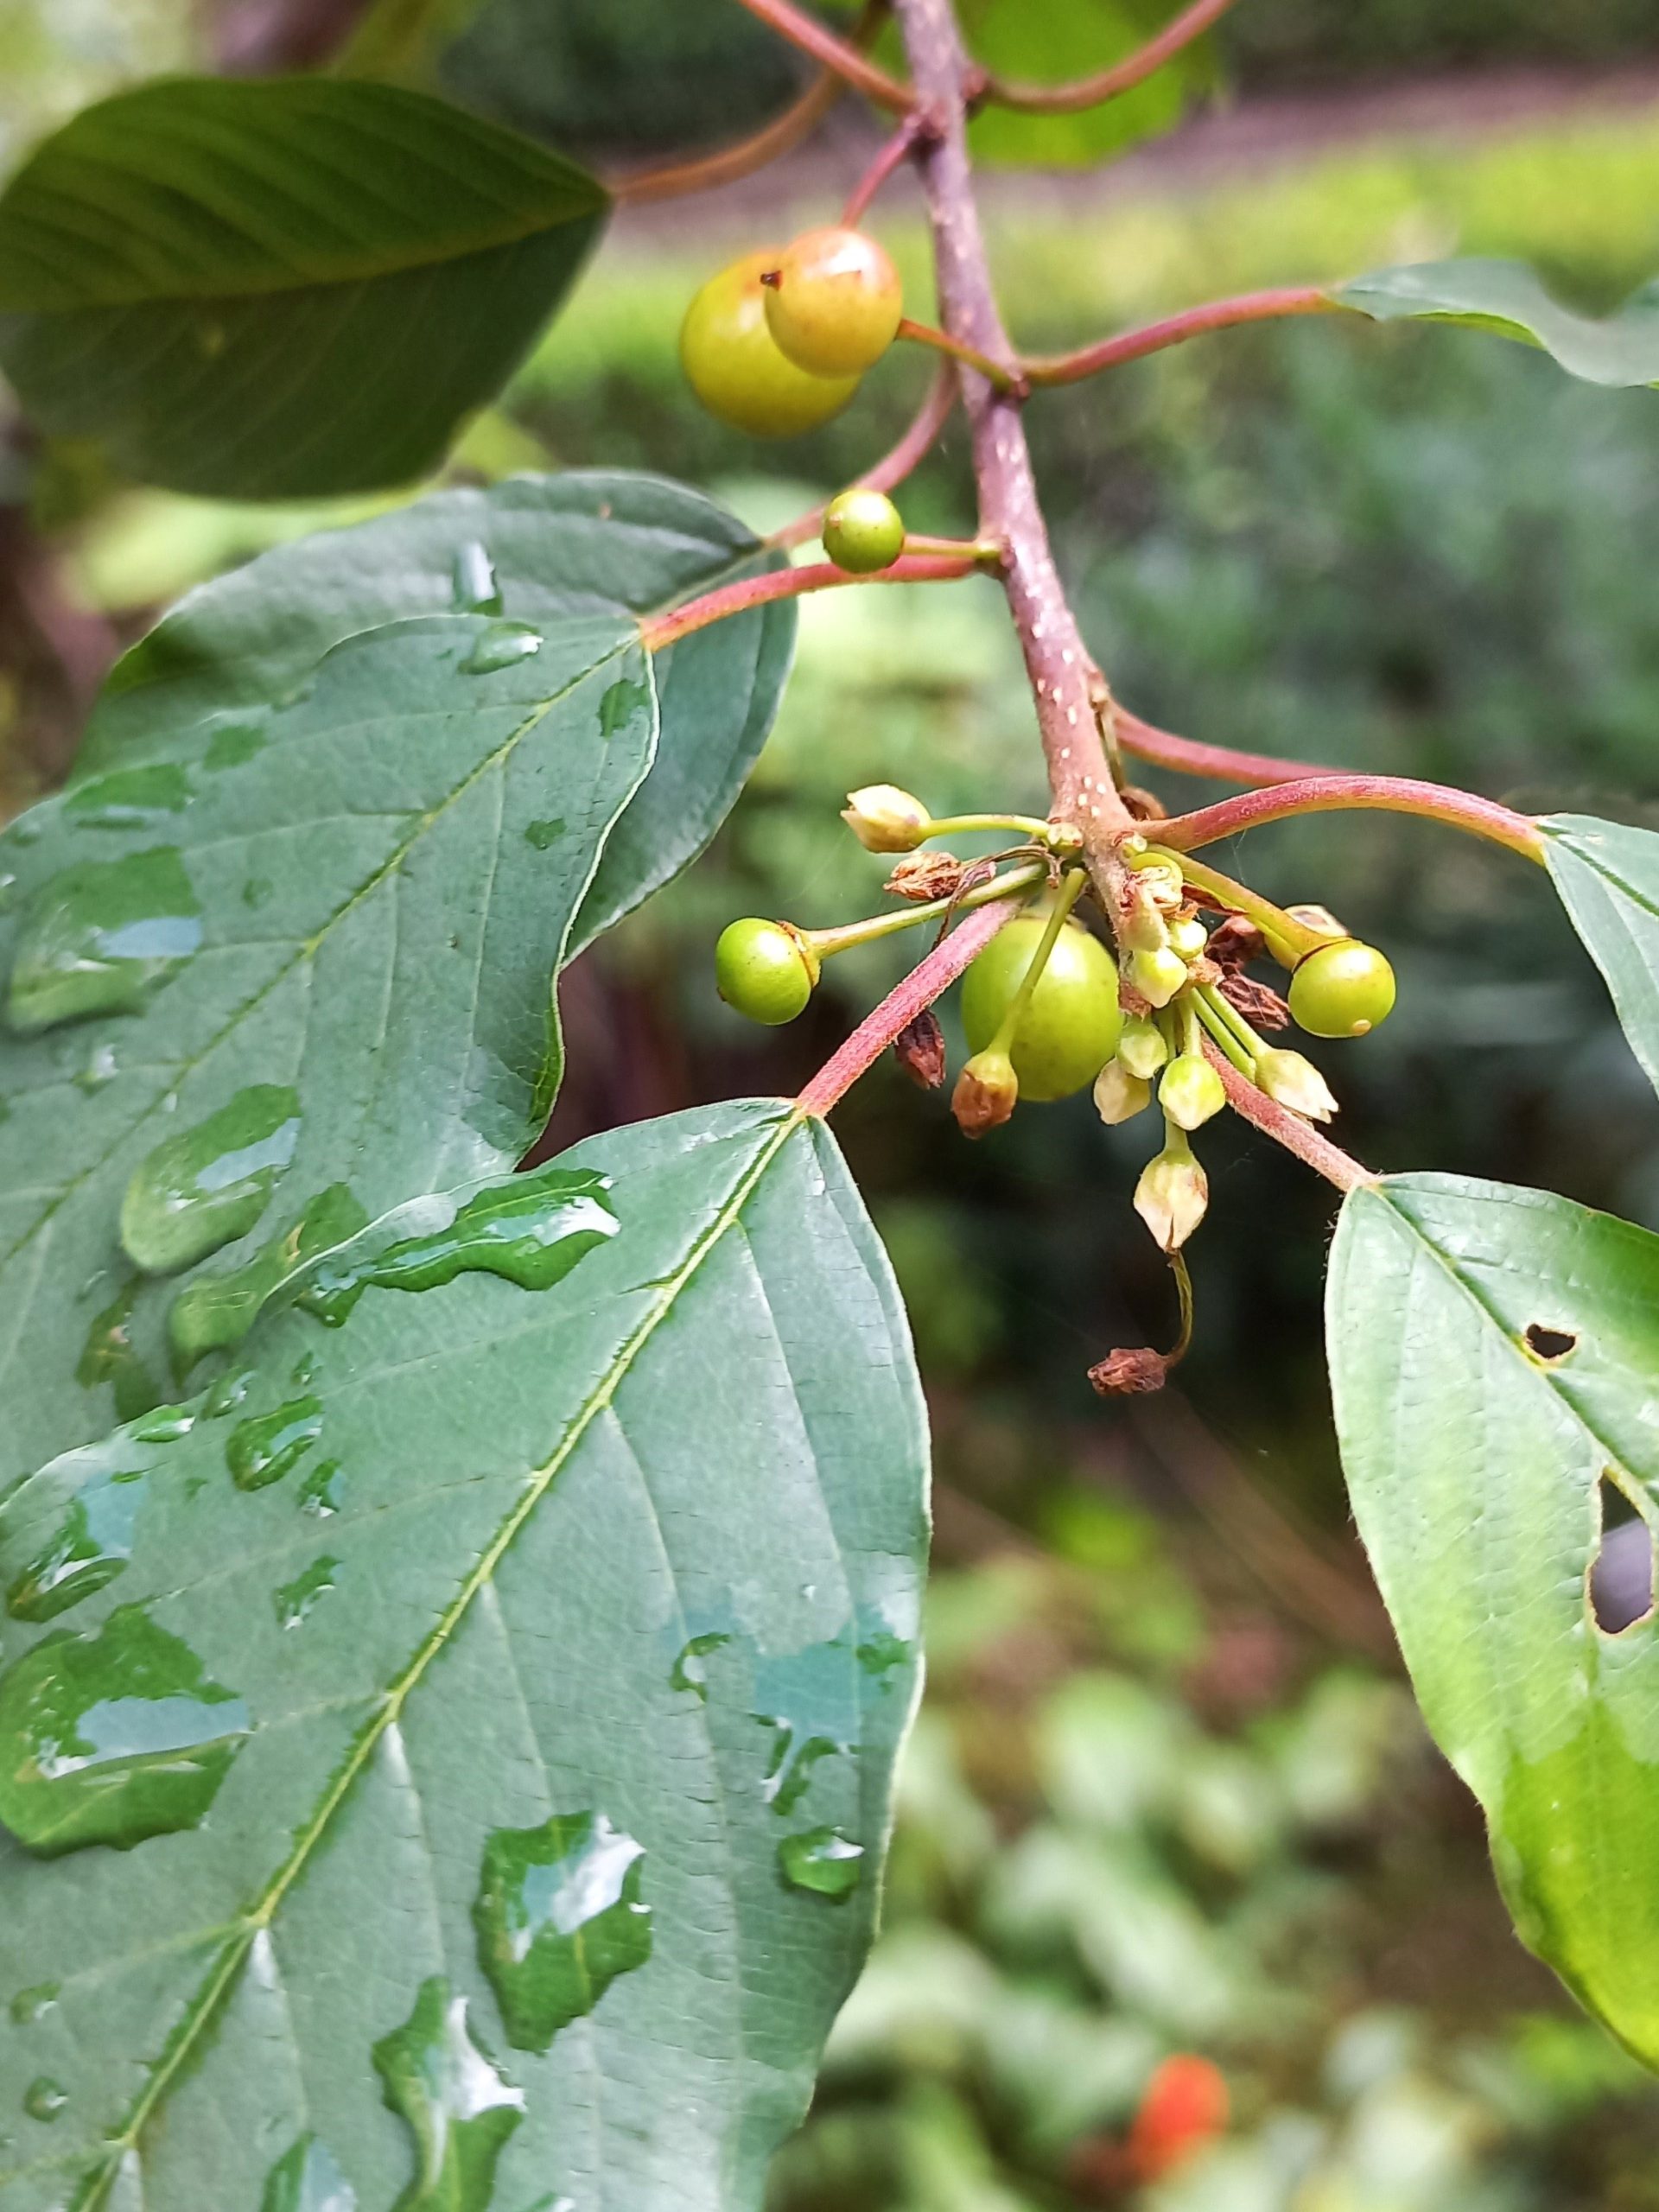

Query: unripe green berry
(962, 915), (1122, 1103)
(681, 250), (860, 438)
(762, 226), (904, 378)
(715, 917), (819, 1025)
(823, 487), (906, 574)
(1127, 946), (1190, 1010)
(1159, 1052), (1226, 1132)
(1287, 938), (1396, 1039)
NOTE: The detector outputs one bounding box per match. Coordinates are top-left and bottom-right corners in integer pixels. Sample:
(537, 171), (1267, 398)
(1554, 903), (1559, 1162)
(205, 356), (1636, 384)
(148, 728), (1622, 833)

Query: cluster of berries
(681, 226), (904, 438)
(715, 792), (1395, 1253)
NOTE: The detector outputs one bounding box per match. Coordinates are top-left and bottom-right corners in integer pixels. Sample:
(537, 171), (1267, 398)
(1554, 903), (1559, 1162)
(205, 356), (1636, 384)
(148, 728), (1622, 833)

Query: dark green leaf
(1328, 1173), (1659, 2064)
(0, 77), (608, 497)
(0, 608), (653, 1499)
(81, 472), (796, 953)
(0, 1100), (926, 2210)
(1541, 813), (1659, 1098)
(1, 476), (793, 1498)
(1333, 261), (1659, 387)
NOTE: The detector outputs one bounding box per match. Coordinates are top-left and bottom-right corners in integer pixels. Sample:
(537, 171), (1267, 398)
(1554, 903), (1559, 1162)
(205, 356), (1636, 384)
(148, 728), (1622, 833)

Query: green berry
(961, 914), (1122, 1103)
(762, 226), (904, 378)
(1159, 1053), (1226, 1131)
(823, 487), (906, 574)
(715, 918), (819, 1025)
(1287, 938), (1396, 1039)
(681, 250), (861, 437)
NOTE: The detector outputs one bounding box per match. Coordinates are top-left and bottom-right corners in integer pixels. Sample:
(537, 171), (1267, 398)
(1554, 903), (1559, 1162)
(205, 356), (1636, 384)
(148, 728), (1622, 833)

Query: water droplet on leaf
(274, 1557), (339, 1630)
(523, 819), (564, 852)
(778, 1827), (863, 1901)
(10, 1983), (59, 2026)
(119, 1085), (300, 1276)
(299, 1459), (343, 1518)
(7, 848), (202, 1034)
(756, 1716), (842, 1817)
(169, 1185), (367, 1374)
(260, 2132), (357, 2212)
(243, 877), (275, 910)
(65, 765), (192, 833)
(73, 1040), (119, 1093)
(856, 1631), (910, 1687)
(460, 624), (542, 676)
(0, 1605), (251, 1856)
(298, 1166), (616, 1326)
(598, 677), (649, 739)
(451, 542), (503, 617)
(226, 1398), (322, 1491)
(204, 1366), (256, 1418)
(473, 1812), (651, 2052)
(204, 719), (268, 772)
(77, 1287), (160, 1424)
(5, 1454), (147, 1623)
(372, 1978), (524, 2211)
(669, 1630), (730, 1701)
(23, 2077), (67, 2123)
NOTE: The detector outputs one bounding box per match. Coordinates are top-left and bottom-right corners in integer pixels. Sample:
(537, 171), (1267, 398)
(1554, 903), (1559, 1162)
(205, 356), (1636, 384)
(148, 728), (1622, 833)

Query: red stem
(798, 897), (1019, 1117)
(978, 0), (1239, 112)
(770, 365), (960, 551)
(731, 0), (913, 110)
(1157, 775), (1547, 863)
(842, 114), (925, 226)
(1203, 1042), (1373, 1194)
(641, 552), (985, 653)
(1026, 288), (1338, 386)
(1117, 709), (1339, 786)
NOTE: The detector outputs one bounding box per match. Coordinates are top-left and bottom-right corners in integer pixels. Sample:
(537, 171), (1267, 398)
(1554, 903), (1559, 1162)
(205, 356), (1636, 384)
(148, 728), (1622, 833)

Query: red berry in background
(1128, 2054), (1230, 2182)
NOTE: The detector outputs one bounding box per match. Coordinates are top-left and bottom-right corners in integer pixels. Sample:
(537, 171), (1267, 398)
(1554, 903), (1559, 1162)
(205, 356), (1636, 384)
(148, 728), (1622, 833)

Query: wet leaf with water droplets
(261, 2133), (358, 2212)
(473, 1812), (652, 2052)
(0, 1604), (250, 1855)
(778, 1827), (864, 1901)
(373, 1980), (524, 2212)
(226, 1398), (323, 1491)
(0, 1104), (923, 2208)
(120, 1084), (301, 1277)
(6, 848), (201, 1034)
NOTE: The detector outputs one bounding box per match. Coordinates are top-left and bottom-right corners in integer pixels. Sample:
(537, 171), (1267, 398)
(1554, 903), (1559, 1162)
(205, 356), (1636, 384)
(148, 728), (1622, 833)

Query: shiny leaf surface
(0, 1101), (926, 2210)
(1328, 1173), (1659, 2063)
(0, 78), (607, 496)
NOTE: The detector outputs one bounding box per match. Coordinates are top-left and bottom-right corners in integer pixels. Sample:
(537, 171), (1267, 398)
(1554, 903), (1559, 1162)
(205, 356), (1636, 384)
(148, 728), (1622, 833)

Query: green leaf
(0, 1099), (927, 2210)
(0, 77), (608, 498)
(80, 472), (795, 954)
(0, 476), (793, 1499)
(1328, 1173), (1659, 2064)
(1541, 813), (1659, 1099)
(963, 0), (1217, 169)
(0, 610), (652, 1498)
(1333, 261), (1659, 388)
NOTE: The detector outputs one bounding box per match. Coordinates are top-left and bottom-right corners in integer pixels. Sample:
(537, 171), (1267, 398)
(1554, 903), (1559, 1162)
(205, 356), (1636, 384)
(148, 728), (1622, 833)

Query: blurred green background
(5, 1), (1659, 2202)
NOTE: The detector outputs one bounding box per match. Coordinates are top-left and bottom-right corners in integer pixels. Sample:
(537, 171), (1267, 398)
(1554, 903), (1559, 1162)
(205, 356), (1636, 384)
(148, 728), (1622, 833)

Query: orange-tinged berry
(681, 250), (860, 437)
(1129, 2055), (1230, 2182)
(762, 226), (904, 378)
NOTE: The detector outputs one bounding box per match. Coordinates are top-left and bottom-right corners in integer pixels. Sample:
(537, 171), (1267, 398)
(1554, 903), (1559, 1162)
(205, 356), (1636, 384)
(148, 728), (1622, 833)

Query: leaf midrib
(63, 1107), (802, 2209)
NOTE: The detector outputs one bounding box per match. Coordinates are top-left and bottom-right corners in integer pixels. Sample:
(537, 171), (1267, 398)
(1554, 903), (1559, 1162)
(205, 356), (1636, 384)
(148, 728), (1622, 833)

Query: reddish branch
(1157, 776), (1548, 863)
(843, 114), (928, 226)
(1117, 709), (1341, 785)
(731, 0), (913, 110)
(976, 0), (1239, 113)
(798, 897), (1019, 1117)
(771, 365), (960, 551)
(1026, 288), (1337, 386)
(892, 0), (1134, 879)
(641, 551), (988, 653)
(1202, 1043), (1374, 1193)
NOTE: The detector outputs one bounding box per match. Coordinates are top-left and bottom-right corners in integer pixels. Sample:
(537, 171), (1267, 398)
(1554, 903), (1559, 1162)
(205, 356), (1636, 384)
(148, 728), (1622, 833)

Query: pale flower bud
(1253, 1046), (1339, 1123)
(1135, 1137), (1209, 1251)
(1116, 1014), (1169, 1080)
(1127, 946), (1190, 1009)
(951, 1047), (1018, 1138)
(1167, 915), (1210, 961)
(842, 784), (931, 853)
(1094, 1061), (1152, 1125)
(1158, 1053), (1226, 1131)
(1119, 881), (1172, 955)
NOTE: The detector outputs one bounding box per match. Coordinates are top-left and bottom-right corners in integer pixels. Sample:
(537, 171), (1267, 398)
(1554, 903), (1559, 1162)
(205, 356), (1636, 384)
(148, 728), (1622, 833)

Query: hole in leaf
(1524, 1322), (1579, 1363)
(1591, 1475), (1653, 1636)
